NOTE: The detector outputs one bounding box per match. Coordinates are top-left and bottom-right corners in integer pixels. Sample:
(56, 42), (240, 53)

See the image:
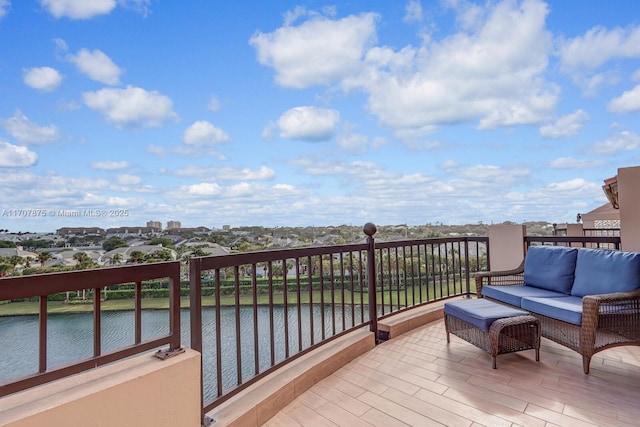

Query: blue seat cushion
(482, 284), (567, 308)
(521, 295), (583, 325)
(523, 246), (577, 294)
(571, 248), (640, 297)
(444, 299), (529, 332)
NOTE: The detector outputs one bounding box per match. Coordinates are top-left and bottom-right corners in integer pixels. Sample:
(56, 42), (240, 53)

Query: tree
(72, 252), (94, 269)
(128, 250), (145, 264)
(147, 237), (174, 248)
(109, 253), (123, 265)
(37, 251), (52, 267)
(0, 263), (10, 277)
(22, 239), (50, 249)
(8, 255), (23, 273)
(102, 237), (128, 252)
(145, 249), (173, 263)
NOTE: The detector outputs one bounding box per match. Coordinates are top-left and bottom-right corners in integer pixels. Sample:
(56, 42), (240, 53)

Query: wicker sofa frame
(475, 262), (640, 374)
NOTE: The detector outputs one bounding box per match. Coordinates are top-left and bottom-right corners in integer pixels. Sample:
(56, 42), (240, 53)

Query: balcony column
(618, 166), (640, 251)
(487, 224), (527, 270)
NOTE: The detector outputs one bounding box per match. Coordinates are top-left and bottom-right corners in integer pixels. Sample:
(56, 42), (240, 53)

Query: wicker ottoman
(444, 299), (540, 369)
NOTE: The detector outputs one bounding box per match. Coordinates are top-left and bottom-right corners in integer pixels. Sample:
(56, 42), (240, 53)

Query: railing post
(364, 223), (378, 342)
(189, 257), (206, 425)
(464, 238), (471, 298)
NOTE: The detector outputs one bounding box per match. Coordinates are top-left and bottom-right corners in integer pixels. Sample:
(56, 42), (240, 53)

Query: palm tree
(72, 252), (94, 270)
(109, 253), (123, 265)
(37, 251), (52, 268)
(128, 250), (145, 264)
(8, 255), (23, 273)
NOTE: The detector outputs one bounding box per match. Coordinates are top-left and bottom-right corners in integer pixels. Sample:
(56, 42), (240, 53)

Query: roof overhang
(602, 175), (619, 209)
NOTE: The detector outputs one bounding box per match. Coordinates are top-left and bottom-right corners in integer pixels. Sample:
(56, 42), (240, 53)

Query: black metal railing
(189, 225), (489, 418)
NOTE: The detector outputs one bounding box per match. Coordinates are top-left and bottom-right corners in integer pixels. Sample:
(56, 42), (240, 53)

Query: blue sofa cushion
(521, 295), (583, 326)
(444, 299), (529, 332)
(523, 246), (577, 294)
(482, 285), (568, 308)
(571, 248), (640, 297)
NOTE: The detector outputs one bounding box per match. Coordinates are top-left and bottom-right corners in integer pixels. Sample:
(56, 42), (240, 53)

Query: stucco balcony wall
(0, 348), (201, 427)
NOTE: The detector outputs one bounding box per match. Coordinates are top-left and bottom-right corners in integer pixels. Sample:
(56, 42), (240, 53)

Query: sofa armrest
(474, 261), (525, 297)
(582, 289), (640, 314)
(581, 290), (640, 341)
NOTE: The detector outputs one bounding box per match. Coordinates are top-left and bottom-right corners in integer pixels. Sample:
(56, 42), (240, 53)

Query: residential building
(167, 221), (181, 230)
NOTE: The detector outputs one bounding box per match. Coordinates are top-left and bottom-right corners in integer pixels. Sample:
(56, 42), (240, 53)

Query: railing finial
(363, 222), (377, 237)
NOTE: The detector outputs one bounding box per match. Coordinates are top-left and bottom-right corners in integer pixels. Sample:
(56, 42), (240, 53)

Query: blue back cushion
(523, 246), (577, 294)
(571, 248), (640, 297)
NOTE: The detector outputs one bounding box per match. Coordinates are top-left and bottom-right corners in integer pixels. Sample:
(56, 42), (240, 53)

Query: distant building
(57, 227), (105, 236)
(167, 221), (181, 229)
(580, 203), (620, 230)
(167, 221), (181, 230)
(146, 221), (162, 230)
(106, 226), (160, 236)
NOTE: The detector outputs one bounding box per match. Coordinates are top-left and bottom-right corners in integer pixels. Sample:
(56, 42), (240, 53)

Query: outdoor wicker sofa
(475, 245), (640, 374)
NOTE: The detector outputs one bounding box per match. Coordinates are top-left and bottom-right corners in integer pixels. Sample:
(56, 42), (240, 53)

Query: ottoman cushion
(444, 299), (529, 332)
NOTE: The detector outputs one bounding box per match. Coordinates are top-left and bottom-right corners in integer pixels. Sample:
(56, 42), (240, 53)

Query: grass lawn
(0, 282), (473, 316)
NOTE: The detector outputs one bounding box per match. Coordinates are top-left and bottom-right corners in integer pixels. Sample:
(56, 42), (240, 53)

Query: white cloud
(67, 48), (122, 85)
(558, 24), (640, 93)
(183, 182), (222, 197)
(216, 166), (275, 181)
(403, 1), (423, 23)
(0, 141), (38, 167)
(253, 1), (556, 134)
(276, 106), (340, 141)
(539, 110), (590, 138)
(40, 0), (116, 19)
(0, 171), (128, 214)
(559, 24), (640, 74)
(364, 0), (556, 130)
(250, 11), (378, 88)
(549, 157), (604, 169)
(0, 0), (9, 20)
(608, 85), (640, 113)
(590, 130), (640, 154)
(1, 110), (61, 145)
(23, 66), (63, 91)
(172, 165), (276, 181)
(91, 160), (130, 170)
(83, 86), (178, 129)
(116, 174), (141, 185)
(457, 164), (530, 185)
(580, 71), (620, 97)
(183, 120), (230, 146)
(336, 132), (368, 154)
(543, 178), (599, 194)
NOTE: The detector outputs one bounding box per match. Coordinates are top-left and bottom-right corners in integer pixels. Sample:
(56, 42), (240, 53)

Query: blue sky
(1, 0), (639, 232)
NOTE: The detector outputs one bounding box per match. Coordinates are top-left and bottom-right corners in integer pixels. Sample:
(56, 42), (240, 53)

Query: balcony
(0, 226), (637, 426)
(264, 316), (640, 426)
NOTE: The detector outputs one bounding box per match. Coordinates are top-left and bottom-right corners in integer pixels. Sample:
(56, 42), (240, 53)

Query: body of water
(0, 305), (366, 400)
